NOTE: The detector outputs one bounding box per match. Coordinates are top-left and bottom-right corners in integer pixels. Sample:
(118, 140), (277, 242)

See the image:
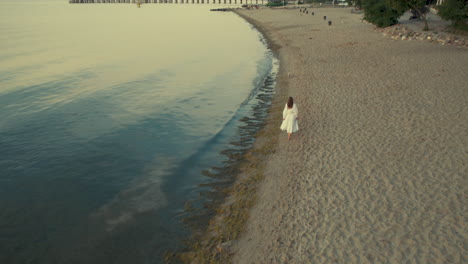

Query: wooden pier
(69, 0), (265, 4)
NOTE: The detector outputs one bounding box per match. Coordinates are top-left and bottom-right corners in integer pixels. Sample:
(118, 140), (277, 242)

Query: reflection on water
(0, 2), (273, 263)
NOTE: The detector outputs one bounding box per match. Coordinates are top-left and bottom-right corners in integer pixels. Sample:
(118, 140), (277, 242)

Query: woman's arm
(283, 104), (287, 119)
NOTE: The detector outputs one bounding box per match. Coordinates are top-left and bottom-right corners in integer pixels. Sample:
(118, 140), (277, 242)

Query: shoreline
(179, 7), (467, 263)
(173, 8), (291, 263)
(176, 7), (301, 263)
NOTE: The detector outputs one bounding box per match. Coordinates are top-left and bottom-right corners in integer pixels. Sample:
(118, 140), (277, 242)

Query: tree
(363, 0), (405, 27)
(437, 0), (468, 30)
(363, 0), (432, 29)
(354, 0), (363, 9)
(389, 0), (430, 30)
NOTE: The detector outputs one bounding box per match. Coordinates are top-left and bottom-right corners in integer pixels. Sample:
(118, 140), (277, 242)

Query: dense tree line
(437, 0), (468, 30)
(301, 0), (466, 30)
(359, 0), (467, 29)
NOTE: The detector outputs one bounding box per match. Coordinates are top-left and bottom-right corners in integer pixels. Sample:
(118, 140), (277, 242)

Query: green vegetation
(362, 0), (431, 30)
(353, 0), (363, 9)
(303, 0), (329, 3)
(437, 0), (468, 30)
(362, 0), (466, 31)
(390, 0), (430, 30)
(363, 0), (405, 28)
(266, 1), (288, 6)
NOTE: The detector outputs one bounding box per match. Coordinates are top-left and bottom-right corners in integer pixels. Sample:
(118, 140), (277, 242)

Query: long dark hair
(287, 97), (294, 109)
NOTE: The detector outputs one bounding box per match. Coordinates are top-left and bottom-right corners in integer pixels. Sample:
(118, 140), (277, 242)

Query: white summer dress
(280, 103), (299, 133)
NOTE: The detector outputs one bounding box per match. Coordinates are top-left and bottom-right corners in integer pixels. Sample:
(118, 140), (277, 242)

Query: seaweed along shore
(166, 9), (291, 264)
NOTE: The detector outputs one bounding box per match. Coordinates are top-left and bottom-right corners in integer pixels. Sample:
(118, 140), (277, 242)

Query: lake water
(0, 1), (276, 263)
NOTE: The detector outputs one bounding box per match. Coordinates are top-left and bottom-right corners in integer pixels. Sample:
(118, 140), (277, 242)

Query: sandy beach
(227, 7), (467, 264)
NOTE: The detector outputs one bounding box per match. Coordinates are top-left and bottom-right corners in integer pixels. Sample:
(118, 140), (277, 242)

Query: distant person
(280, 96), (299, 140)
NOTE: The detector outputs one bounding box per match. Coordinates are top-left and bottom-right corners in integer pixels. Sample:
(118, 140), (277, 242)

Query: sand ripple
(233, 7), (467, 264)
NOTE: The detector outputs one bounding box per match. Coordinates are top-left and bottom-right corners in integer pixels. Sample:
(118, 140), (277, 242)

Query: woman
(280, 96), (299, 140)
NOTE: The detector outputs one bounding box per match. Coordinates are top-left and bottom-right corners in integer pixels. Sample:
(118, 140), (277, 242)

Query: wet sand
(231, 7), (467, 264)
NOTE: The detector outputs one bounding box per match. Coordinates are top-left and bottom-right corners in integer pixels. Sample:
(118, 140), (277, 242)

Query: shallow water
(0, 1), (274, 263)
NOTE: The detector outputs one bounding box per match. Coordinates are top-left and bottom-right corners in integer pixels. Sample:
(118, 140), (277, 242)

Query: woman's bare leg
(288, 133), (291, 140)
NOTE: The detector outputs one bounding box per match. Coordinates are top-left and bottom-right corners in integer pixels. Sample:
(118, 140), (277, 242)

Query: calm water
(0, 1), (275, 263)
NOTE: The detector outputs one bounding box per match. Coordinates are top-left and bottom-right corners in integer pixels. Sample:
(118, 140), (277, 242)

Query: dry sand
(231, 7), (467, 264)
